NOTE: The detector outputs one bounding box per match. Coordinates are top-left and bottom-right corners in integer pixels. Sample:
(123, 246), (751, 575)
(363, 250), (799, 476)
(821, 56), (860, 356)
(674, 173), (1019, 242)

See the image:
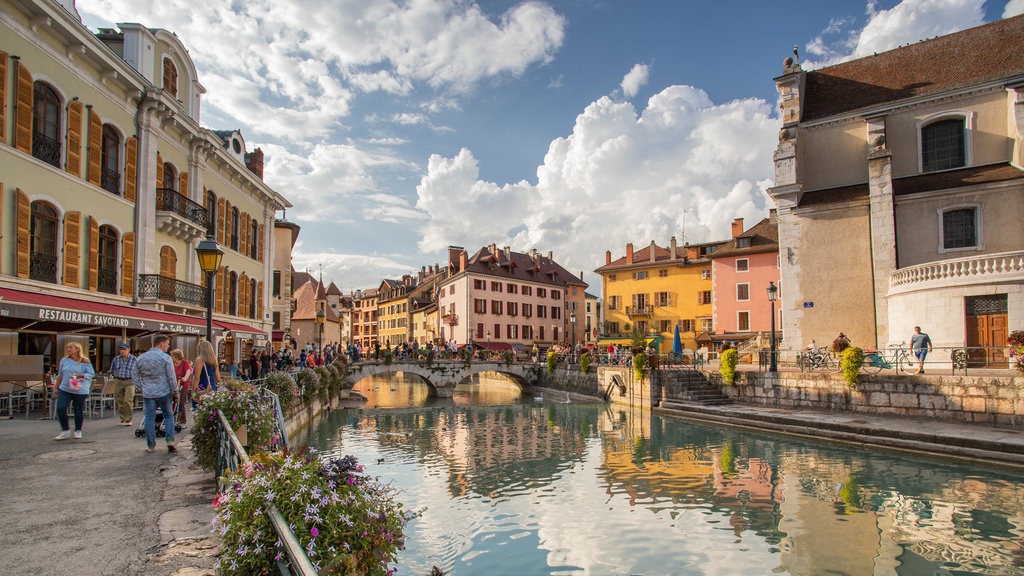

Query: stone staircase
(655, 369), (732, 406)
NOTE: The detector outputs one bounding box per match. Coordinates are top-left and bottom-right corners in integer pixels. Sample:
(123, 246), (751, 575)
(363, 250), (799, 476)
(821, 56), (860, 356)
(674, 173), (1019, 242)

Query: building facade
(768, 15), (1024, 365)
(271, 220), (300, 349)
(0, 0), (288, 371)
(707, 215), (781, 340)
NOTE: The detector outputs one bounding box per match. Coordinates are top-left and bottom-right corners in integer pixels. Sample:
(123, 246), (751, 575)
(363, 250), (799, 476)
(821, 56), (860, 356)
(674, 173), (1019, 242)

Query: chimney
(649, 240), (656, 262)
(504, 246), (511, 259)
(547, 251), (553, 261)
(626, 243), (634, 263)
(244, 148), (264, 180)
(731, 218), (744, 238)
(459, 250), (467, 272)
(448, 245), (464, 271)
(670, 236), (677, 260)
(686, 245), (698, 260)
(605, 250), (612, 265)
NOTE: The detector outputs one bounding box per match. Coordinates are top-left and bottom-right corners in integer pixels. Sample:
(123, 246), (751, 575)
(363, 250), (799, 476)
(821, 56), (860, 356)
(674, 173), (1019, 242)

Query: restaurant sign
(2, 301), (204, 335)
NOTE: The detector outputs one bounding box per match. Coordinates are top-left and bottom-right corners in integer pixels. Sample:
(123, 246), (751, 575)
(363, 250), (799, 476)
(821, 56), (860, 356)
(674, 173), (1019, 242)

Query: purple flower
(311, 527), (319, 537)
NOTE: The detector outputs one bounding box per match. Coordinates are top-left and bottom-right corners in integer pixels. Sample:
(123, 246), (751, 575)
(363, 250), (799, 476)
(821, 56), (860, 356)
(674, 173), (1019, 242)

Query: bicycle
(860, 341), (919, 374)
(797, 348), (839, 373)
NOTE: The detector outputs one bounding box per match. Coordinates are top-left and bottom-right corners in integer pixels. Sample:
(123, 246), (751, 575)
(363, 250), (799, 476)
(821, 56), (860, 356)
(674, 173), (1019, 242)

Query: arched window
(159, 245), (177, 279)
(162, 58), (178, 98)
(163, 162), (178, 191)
(205, 190), (218, 238)
(100, 125), (121, 195)
(921, 117), (966, 172)
(228, 272), (238, 315)
(30, 201), (59, 283)
(250, 278), (258, 318)
(230, 207), (240, 251)
(249, 219), (259, 259)
(97, 225), (118, 294)
(32, 82), (62, 167)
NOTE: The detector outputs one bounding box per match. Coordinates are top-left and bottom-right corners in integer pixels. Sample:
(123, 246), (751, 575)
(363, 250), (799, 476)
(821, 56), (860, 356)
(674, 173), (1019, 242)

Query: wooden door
(966, 313), (1008, 367)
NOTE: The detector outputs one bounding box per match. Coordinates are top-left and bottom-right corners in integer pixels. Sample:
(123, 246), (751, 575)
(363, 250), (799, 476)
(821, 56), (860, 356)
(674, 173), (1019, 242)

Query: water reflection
(300, 378), (1024, 575)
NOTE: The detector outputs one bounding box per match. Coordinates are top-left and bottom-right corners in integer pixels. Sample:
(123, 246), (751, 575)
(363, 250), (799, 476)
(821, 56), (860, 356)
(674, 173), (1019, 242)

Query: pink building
(707, 213), (781, 342)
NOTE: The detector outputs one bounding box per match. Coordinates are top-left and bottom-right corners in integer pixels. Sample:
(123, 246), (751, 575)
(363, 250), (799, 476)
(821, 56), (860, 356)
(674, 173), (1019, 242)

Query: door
(965, 295), (1008, 367)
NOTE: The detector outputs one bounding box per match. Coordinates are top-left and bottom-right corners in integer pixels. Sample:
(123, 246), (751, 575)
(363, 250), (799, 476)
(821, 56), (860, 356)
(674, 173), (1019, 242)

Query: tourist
(132, 335), (178, 453)
(108, 342), (137, 426)
(191, 340), (221, 401)
(832, 332), (851, 354)
(910, 326), (933, 373)
(52, 341), (95, 440)
(169, 348), (192, 428)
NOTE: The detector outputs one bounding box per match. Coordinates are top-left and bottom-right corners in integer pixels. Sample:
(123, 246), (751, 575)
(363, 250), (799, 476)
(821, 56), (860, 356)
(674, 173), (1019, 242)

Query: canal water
(294, 374), (1024, 576)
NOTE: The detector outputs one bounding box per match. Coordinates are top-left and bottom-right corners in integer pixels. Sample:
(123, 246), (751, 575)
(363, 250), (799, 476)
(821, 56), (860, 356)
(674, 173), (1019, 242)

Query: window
(922, 118), (966, 172)
(658, 320), (671, 333)
(476, 323), (484, 339)
(736, 258), (749, 272)
(273, 271), (281, 297)
(551, 290), (561, 300)
(29, 201), (58, 283)
(97, 225), (118, 294)
(506, 283), (517, 294)
(230, 208), (240, 251)
(162, 58), (178, 98)
(250, 220), (259, 259)
(163, 162), (177, 192)
(523, 303), (532, 317)
(539, 326), (545, 341)
(681, 319), (695, 332)
(492, 323), (500, 338)
(488, 281), (501, 292)
(474, 299), (487, 314)
(250, 278), (258, 318)
(507, 302), (518, 316)
(507, 324), (518, 339)
(159, 246), (177, 279)
(537, 305), (547, 319)
(633, 271), (648, 280)
(449, 285), (455, 295)
(552, 307), (560, 320)
(702, 268), (711, 280)
(608, 274), (617, 282)
(698, 291), (712, 305)
(608, 296), (620, 310)
(736, 283), (750, 301)
(205, 190), (218, 238)
(474, 279), (486, 290)
(523, 325), (533, 339)
(738, 311), (751, 331)
(552, 327), (558, 341)
(100, 125), (121, 194)
(537, 288), (547, 298)
(522, 286), (532, 296)
(659, 269), (668, 277)
(940, 206), (981, 251)
(736, 238), (751, 248)
(655, 292), (672, 307)
(605, 321), (619, 335)
(491, 300), (503, 315)
(701, 317), (714, 332)
(32, 82), (62, 167)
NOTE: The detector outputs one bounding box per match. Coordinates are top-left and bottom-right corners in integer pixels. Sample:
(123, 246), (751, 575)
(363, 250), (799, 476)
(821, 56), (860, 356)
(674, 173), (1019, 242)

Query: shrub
(841, 346), (863, 387)
(719, 348), (738, 385)
(547, 350), (557, 374)
(580, 350), (591, 373)
(458, 347), (472, 367)
(314, 366), (332, 404)
(1009, 331), (1024, 374)
(500, 350), (514, 366)
(633, 352), (647, 382)
(294, 368), (320, 407)
(263, 372), (298, 413)
(192, 388), (278, 470)
(214, 450), (411, 575)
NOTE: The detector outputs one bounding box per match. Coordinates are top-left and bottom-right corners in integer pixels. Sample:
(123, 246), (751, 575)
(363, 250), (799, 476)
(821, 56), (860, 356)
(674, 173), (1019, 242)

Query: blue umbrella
(672, 324), (683, 359)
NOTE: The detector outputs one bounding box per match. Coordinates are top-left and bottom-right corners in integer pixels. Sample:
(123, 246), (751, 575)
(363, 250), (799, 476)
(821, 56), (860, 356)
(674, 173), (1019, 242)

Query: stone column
(867, 132), (895, 347)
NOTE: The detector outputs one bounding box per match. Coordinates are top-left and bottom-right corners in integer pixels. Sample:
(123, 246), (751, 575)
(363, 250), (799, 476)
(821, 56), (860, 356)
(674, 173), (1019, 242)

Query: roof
(455, 246), (588, 289)
(594, 240), (723, 273)
(706, 217), (779, 259)
(802, 14), (1024, 121)
(325, 282), (342, 296)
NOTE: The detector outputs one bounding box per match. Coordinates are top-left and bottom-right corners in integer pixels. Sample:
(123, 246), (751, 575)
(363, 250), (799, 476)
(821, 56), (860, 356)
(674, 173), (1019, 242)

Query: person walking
(132, 335), (178, 453)
(52, 342), (95, 440)
(191, 340), (221, 402)
(170, 349), (192, 428)
(910, 326), (933, 374)
(108, 342), (137, 426)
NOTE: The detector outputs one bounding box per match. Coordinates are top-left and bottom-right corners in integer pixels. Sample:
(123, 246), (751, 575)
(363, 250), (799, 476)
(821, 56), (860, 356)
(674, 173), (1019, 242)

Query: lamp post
(766, 281), (778, 372)
(486, 330), (491, 351)
(195, 236), (224, 342)
(570, 311), (577, 346)
(316, 309), (325, 356)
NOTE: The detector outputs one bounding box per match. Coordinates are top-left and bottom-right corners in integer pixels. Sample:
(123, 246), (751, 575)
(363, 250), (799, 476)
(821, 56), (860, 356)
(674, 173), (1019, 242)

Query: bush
(547, 350), (557, 374)
(314, 366), (332, 404)
(719, 348), (738, 385)
(192, 388), (278, 470)
(214, 450), (411, 575)
(580, 351), (591, 373)
(263, 372), (298, 413)
(633, 352), (647, 382)
(294, 368), (320, 407)
(841, 346), (863, 387)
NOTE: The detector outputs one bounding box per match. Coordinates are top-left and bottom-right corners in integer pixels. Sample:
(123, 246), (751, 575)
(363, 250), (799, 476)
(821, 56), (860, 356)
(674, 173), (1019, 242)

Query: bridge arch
(343, 360), (542, 398)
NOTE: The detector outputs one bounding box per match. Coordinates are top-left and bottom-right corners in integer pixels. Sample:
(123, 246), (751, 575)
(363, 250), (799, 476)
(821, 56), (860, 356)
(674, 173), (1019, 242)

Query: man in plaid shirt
(108, 342), (137, 426)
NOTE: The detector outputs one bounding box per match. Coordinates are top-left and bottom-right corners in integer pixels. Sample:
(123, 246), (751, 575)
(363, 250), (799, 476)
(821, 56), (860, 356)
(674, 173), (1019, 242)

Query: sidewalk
(0, 413), (219, 576)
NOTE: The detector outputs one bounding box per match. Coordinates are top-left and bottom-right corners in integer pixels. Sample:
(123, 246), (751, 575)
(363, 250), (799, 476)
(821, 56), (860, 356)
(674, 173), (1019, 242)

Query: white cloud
(1005, 0), (1024, 17)
(620, 63), (650, 99)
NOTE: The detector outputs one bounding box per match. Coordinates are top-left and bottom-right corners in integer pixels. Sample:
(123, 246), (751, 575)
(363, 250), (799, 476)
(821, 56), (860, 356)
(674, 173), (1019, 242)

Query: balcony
(137, 274), (206, 307)
(889, 251), (1024, 295)
(155, 188), (207, 242)
(625, 305), (654, 318)
(30, 251), (58, 284)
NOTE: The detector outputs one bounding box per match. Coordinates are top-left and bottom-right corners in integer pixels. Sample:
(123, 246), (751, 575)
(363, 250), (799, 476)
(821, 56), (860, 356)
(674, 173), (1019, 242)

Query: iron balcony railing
(625, 305), (654, 317)
(98, 267), (117, 294)
(155, 188), (208, 228)
(30, 251), (58, 283)
(33, 131), (61, 167)
(101, 167), (121, 195)
(137, 274), (206, 307)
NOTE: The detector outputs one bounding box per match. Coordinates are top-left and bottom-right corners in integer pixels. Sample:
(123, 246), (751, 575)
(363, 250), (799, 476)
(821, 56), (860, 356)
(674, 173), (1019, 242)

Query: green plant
(294, 368), (320, 406)
(719, 348), (738, 385)
(1009, 331), (1024, 374)
(192, 388), (278, 470)
(459, 346), (472, 367)
(314, 366), (331, 404)
(633, 352), (647, 381)
(383, 351), (393, 366)
(841, 346), (863, 387)
(580, 350), (591, 373)
(547, 350), (557, 373)
(263, 372), (298, 413)
(629, 327), (648, 353)
(214, 450), (411, 575)
(500, 350), (514, 365)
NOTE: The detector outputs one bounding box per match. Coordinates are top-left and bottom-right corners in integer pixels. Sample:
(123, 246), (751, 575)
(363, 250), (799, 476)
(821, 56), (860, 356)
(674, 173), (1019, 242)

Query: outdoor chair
(89, 377), (117, 418)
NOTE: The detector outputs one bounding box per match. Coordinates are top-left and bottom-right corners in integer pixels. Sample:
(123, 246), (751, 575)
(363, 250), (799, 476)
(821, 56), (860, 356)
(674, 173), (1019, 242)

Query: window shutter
(240, 275), (249, 317)
(217, 198), (226, 245)
(65, 100), (83, 177)
(0, 52), (7, 144)
(124, 137), (138, 202)
(14, 60), (32, 154)
(215, 268), (224, 313)
(240, 213), (248, 256)
(121, 232), (135, 297)
(179, 171), (188, 196)
(257, 281), (264, 321)
(258, 223), (264, 262)
(631, 294), (638, 309)
(87, 216), (98, 291)
(16, 189), (30, 278)
(63, 211), (82, 287)
(87, 108), (102, 186)
(155, 153), (164, 189)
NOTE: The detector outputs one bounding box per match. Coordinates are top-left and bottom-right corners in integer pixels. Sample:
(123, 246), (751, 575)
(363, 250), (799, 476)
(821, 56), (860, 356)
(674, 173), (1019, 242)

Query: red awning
(476, 341), (513, 352)
(0, 286), (208, 337)
(214, 319), (268, 342)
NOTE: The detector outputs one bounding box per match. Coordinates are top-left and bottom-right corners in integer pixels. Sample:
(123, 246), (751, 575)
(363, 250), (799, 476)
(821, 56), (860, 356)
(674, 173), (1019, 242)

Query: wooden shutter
(258, 223), (264, 262)
(215, 267), (224, 313)
(65, 101), (83, 176)
(0, 52), (7, 144)
(16, 189), (30, 278)
(240, 213), (248, 256)
(257, 281), (264, 321)
(155, 153), (164, 189)
(121, 232), (135, 297)
(124, 137), (137, 202)
(87, 216), (98, 290)
(217, 198), (226, 245)
(239, 274), (248, 317)
(62, 211), (81, 287)
(14, 60), (32, 154)
(87, 108), (102, 185)
(179, 171), (188, 196)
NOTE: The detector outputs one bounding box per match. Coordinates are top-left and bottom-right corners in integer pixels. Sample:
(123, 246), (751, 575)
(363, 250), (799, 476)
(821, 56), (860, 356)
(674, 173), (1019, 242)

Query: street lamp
(195, 235), (224, 341)
(316, 309), (325, 356)
(766, 281), (778, 372)
(570, 311), (577, 345)
(486, 330), (491, 351)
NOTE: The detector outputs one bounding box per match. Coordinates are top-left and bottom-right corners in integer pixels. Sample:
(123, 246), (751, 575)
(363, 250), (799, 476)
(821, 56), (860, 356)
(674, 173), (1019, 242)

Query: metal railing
(33, 131), (61, 167)
(30, 251), (58, 283)
(98, 267), (118, 294)
(155, 188), (208, 228)
(101, 167), (121, 194)
(137, 274), (206, 306)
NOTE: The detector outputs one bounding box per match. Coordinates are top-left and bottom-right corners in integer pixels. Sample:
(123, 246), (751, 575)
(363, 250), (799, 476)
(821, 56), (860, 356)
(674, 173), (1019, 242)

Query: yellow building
(595, 238), (723, 352)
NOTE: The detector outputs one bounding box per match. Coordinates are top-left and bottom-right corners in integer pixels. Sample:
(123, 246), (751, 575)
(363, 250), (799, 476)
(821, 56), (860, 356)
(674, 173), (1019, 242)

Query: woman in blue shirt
(52, 342), (95, 440)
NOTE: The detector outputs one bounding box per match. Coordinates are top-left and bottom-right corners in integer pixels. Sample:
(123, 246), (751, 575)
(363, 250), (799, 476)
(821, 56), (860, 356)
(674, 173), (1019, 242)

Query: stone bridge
(343, 360), (545, 397)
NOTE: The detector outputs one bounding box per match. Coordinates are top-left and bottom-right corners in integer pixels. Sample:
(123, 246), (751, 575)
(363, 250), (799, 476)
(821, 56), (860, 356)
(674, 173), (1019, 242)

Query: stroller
(134, 398), (186, 438)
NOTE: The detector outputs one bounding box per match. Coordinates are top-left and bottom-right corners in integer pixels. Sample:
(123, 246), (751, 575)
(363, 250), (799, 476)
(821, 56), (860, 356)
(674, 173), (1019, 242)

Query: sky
(76, 0), (1024, 295)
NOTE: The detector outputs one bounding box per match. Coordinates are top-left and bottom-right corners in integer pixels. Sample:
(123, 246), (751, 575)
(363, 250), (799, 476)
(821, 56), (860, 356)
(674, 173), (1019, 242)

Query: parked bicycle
(797, 348), (839, 372)
(860, 341), (919, 374)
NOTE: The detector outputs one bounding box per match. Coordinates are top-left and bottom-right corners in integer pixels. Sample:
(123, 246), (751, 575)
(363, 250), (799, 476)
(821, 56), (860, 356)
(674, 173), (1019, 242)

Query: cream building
(0, 0), (289, 369)
(768, 16), (1024, 366)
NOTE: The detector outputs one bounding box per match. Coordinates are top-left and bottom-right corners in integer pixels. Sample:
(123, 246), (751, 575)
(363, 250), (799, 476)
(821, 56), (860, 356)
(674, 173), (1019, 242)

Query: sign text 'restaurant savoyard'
(38, 308), (131, 327)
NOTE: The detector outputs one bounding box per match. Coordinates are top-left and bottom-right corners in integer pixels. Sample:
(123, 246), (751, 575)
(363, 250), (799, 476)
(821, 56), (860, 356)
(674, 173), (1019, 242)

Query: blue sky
(77, 0), (1023, 294)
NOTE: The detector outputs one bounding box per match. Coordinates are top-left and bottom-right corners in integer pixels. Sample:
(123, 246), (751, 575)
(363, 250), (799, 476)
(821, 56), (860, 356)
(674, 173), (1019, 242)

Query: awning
(0, 286), (209, 337)
(475, 341), (513, 352)
(272, 331), (284, 341)
(595, 337), (659, 347)
(215, 319), (269, 343)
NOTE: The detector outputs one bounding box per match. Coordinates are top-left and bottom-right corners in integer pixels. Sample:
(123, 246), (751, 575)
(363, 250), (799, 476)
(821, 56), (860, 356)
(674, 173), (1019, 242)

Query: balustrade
(137, 274), (206, 307)
(890, 251), (1024, 291)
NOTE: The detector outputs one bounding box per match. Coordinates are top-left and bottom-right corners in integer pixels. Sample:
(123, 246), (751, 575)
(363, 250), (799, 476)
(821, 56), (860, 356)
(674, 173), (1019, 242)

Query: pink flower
(310, 527), (319, 537)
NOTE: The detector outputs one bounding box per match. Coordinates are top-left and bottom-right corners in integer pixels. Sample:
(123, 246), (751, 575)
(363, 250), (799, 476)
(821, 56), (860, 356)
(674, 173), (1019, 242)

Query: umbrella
(672, 324), (683, 359)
